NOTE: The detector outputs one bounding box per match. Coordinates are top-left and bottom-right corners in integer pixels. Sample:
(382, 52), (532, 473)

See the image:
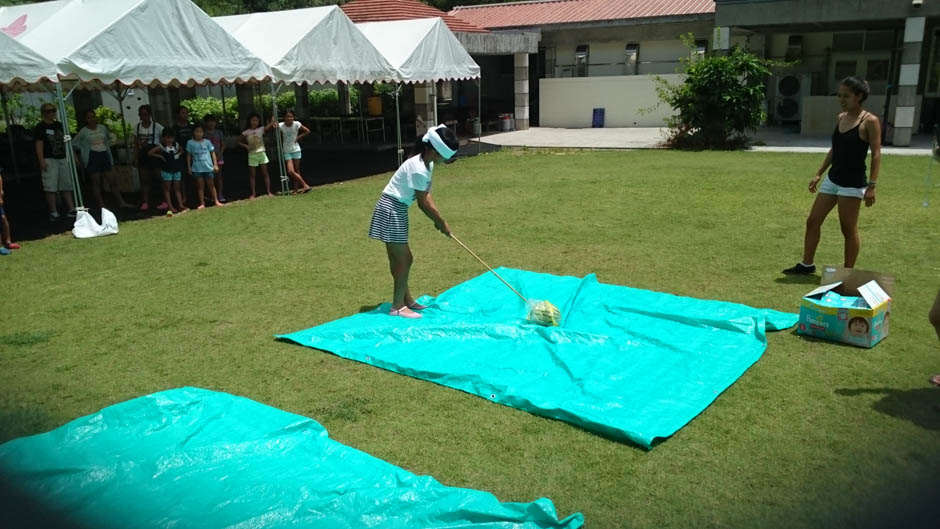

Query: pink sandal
(408, 302), (428, 311)
(390, 307), (422, 319)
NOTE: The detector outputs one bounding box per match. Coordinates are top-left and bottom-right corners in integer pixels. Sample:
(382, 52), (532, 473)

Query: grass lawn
(1, 148), (938, 528)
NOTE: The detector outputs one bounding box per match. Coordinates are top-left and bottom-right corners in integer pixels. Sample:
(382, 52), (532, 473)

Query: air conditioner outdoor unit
(773, 74), (811, 123)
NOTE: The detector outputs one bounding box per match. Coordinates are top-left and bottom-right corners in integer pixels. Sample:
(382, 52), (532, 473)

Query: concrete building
(451, 0), (717, 128)
(715, 0), (940, 145)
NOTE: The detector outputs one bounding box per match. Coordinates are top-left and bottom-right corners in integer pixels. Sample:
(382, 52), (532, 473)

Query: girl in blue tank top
(783, 77), (882, 275)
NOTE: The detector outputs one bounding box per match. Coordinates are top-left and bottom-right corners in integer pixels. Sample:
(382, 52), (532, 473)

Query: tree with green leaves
(653, 34), (779, 150)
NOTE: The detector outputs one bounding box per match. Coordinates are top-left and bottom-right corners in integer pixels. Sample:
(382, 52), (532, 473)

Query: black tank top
(828, 112), (870, 188)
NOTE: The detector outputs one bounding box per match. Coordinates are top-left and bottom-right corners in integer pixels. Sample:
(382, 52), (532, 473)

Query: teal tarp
(280, 269), (798, 448)
(0, 387), (582, 529)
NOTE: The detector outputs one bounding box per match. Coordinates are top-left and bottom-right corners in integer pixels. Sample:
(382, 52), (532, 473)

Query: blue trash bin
(592, 108), (605, 128)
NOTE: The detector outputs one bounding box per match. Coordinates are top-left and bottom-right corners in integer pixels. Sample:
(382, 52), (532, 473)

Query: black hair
(192, 122), (205, 133)
(204, 114), (217, 122)
(413, 125), (459, 158)
(246, 112), (261, 127)
(84, 108), (96, 118)
(840, 76), (870, 103)
(160, 128), (175, 138)
(138, 104), (152, 114)
(177, 106), (189, 115)
(283, 108), (296, 118)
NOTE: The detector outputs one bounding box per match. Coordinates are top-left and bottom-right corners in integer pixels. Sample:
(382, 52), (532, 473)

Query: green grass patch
(1, 149), (938, 528)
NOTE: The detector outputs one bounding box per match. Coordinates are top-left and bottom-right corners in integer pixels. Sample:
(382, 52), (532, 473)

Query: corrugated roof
(450, 0), (714, 29)
(341, 0), (489, 33)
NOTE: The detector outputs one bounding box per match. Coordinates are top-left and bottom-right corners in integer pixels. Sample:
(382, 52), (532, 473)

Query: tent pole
(56, 81), (84, 210)
(1, 90), (19, 180)
(111, 87), (131, 164)
(477, 77), (481, 155)
(270, 81), (288, 195)
(395, 83), (403, 167)
(220, 84), (226, 133)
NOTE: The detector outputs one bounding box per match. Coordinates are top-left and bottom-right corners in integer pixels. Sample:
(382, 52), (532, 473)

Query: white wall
(551, 39), (694, 77)
(587, 41), (632, 77)
(638, 40), (691, 75)
(539, 74), (682, 128)
(801, 95), (921, 136)
(541, 21), (713, 78)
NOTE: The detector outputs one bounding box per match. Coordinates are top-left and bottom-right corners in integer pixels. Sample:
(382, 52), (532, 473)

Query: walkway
(475, 127), (933, 156)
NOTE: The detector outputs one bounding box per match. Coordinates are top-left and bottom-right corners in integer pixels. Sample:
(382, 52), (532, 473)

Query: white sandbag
(72, 208), (119, 239)
(99, 208), (119, 235)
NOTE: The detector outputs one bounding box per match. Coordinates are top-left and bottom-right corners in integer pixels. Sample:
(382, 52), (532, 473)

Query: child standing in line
(0, 168), (19, 255)
(204, 115), (226, 202)
(186, 124), (222, 210)
(368, 124), (460, 319)
(148, 129), (186, 214)
(173, 107), (194, 205)
(173, 107), (195, 152)
(239, 113), (276, 199)
(73, 109), (133, 209)
(134, 104), (164, 212)
(278, 109), (312, 194)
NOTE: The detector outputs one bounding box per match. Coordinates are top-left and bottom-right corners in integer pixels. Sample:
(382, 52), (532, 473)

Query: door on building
(830, 55), (891, 95)
(829, 30), (894, 95)
(530, 49), (544, 127)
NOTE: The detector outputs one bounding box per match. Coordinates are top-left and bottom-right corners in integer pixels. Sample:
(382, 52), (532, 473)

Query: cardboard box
(797, 267), (894, 348)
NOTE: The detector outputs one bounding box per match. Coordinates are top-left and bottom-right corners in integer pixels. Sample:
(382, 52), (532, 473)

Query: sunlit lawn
(1, 148), (938, 528)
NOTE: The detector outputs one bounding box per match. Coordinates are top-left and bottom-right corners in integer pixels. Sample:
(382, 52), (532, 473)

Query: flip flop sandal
(390, 307), (422, 319)
(930, 374), (940, 387)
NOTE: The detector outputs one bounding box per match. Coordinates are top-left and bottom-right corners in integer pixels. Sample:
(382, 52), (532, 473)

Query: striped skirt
(368, 194), (410, 244)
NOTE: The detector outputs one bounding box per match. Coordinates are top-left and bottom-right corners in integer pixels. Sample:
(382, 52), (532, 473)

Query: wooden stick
(450, 234), (529, 305)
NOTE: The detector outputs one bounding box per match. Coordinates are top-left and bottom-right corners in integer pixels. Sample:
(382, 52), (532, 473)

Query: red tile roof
(341, 0), (489, 33)
(450, 0), (715, 29)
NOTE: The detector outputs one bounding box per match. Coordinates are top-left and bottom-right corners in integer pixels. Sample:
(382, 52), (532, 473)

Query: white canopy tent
(0, 0), (65, 38)
(215, 5), (397, 184)
(17, 0), (271, 87)
(356, 18), (481, 164)
(1, 0), (272, 224)
(0, 30), (57, 88)
(356, 18), (481, 84)
(0, 30), (58, 195)
(0, 29), (118, 237)
(215, 6), (396, 86)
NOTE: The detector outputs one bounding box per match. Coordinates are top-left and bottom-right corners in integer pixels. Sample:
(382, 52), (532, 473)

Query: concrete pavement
(475, 126), (933, 156)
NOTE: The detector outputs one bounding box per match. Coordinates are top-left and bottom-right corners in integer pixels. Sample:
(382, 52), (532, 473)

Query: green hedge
(178, 85), (367, 129)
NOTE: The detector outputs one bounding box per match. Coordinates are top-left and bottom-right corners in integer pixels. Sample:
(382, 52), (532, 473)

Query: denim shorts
(283, 151), (302, 161)
(819, 176), (865, 199)
(161, 171), (181, 182)
(192, 171), (214, 180)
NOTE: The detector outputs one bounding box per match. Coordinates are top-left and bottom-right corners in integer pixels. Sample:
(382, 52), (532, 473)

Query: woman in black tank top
(783, 77), (882, 275)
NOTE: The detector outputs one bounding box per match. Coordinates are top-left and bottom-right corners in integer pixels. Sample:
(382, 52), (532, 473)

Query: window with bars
(575, 45), (589, 77)
(624, 43), (639, 75)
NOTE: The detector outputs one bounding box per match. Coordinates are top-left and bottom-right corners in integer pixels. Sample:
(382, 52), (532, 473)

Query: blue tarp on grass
(279, 269), (798, 449)
(0, 387), (582, 529)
